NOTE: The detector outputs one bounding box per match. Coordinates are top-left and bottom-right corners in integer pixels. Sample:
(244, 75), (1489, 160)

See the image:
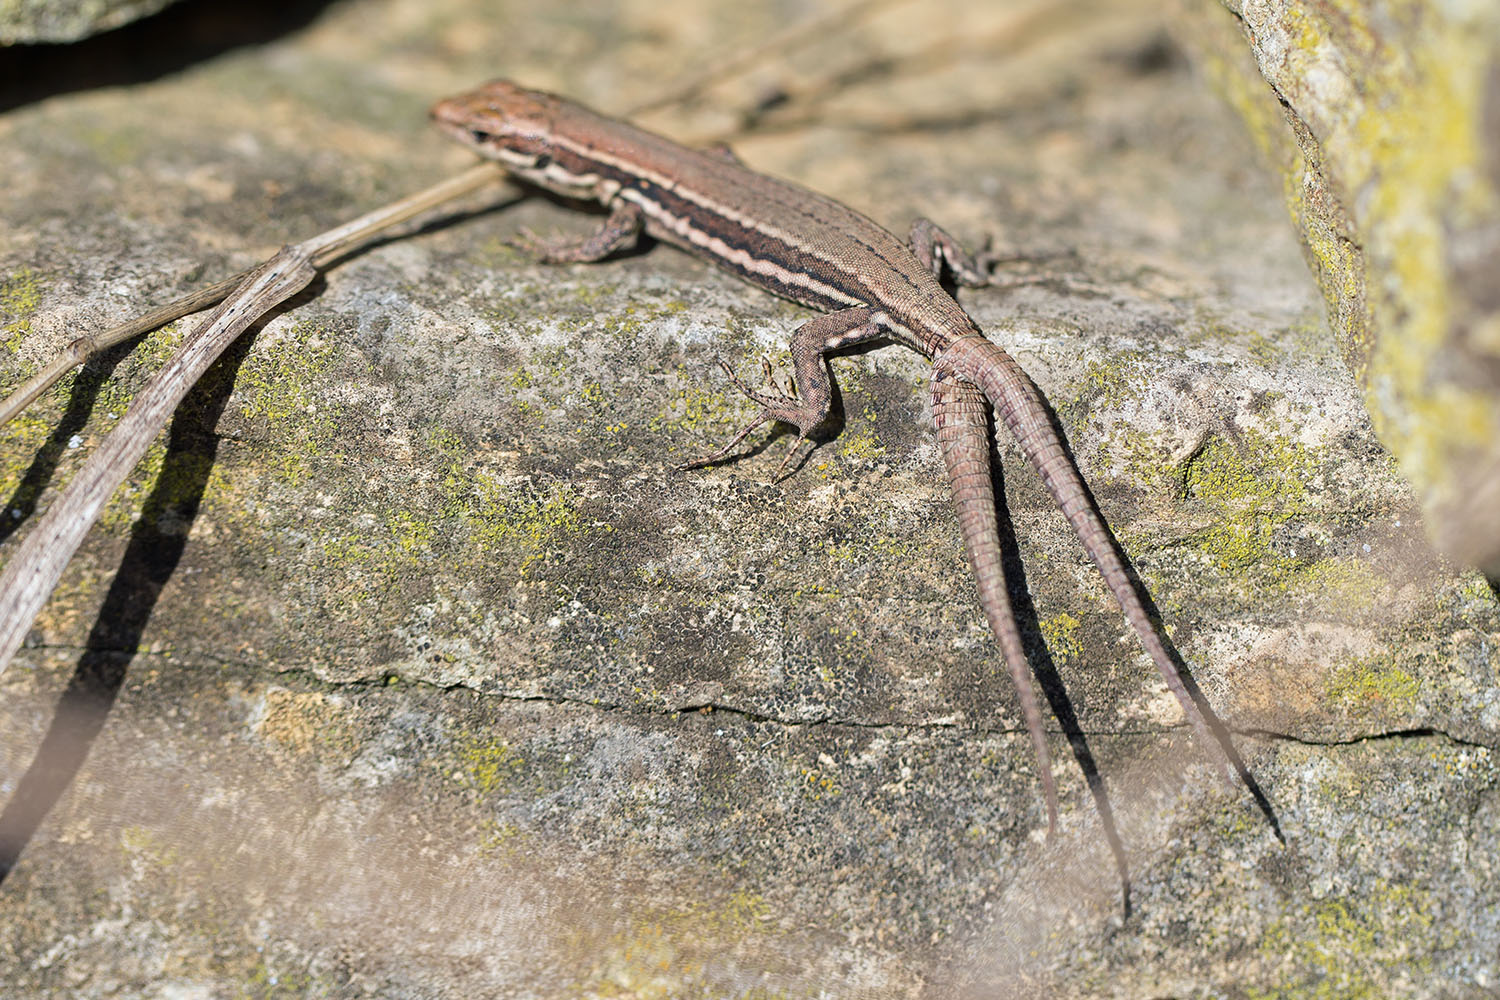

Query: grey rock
(0, 0), (1496, 995)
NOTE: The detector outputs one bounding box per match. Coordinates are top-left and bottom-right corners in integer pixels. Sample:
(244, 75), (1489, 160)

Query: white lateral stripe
(618, 190), (863, 307)
(552, 133), (870, 277)
(542, 161), (599, 188)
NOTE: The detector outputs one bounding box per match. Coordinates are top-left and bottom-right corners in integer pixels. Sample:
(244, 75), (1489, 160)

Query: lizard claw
(675, 356), (809, 474)
(772, 434), (808, 481)
(674, 412), (772, 472)
(719, 356), (796, 410)
(506, 227), (543, 254)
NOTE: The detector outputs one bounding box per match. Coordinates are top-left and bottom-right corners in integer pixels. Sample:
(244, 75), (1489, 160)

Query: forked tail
(932, 369), (1059, 832)
(934, 334), (1237, 787)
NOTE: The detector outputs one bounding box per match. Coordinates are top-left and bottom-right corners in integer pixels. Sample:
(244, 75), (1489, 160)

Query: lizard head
(431, 80), (603, 198)
(431, 80), (557, 164)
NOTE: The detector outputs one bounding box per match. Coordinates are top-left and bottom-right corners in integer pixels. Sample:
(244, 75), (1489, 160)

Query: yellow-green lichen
(96, 438), (167, 534)
(314, 420), (593, 600)
(822, 539), (861, 568)
(1248, 881), (1438, 1000)
(232, 322), (341, 486)
(1179, 428), (1320, 579)
(571, 889), (776, 998)
(476, 818), (532, 857)
(0, 268), (43, 355)
(834, 397), (886, 466)
(1297, 557), (1384, 613)
(1324, 652), (1421, 717)
(75, 321), (205, 533)
(1462, 576), (1498, 601)
(119, 825), (181, 872)
(467, 474), (585, 573)
(1061, 349), (1181, 488)
(1073, 349), (1153, 414)
(88, 317), (190, 412)
(1222, 0), (1500, 559)
(457, 736), (527, 795)
(0, 401), (66, 503)
(800, 765), (840, 801)
(1038, 610), (1083, 663)
(237, 953), (314, 1000)
(386, 507), (436, 557)
(826, 620), (868, 667)
(592, 299), (689, 343)
(647, 365), (744, 446)
(236, 324), (337, 424)
(85, 318), (338, 536)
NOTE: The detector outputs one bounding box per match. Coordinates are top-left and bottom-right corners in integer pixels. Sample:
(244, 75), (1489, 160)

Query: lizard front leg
(910, 218), (996, 288)
(932, 368), (1059, 833)
(912, 218), (1083, 295)
(512, 199), (645, 263)
(680, 305), (885, 472)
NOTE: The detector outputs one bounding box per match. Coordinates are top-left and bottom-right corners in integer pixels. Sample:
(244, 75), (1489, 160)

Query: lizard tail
(937, 334), (1237, 788)
(932, 369), (1059, 834)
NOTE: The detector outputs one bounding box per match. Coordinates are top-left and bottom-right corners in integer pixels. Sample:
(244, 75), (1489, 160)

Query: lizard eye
(533, 153), (552, 170)
(468, 129), (489, 144)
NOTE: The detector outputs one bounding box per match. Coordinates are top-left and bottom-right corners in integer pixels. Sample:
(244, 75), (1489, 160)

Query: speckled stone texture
(1176, 0), (1500, 576)
(1, 0), (1497, 996)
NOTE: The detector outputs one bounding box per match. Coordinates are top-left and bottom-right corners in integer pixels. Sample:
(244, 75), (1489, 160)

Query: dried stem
(0, 163), (504, 432)
(0, 162), (506, 676)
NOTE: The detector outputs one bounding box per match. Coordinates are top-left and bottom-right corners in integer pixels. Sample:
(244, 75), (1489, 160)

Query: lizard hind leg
(677, 306), (884, 473)
(932, 368), (1059, 834)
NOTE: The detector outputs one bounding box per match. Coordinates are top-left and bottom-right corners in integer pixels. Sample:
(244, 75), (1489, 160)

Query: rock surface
(1, 0), (1496, 996)
(0, 0), (181, 44)
(1176, 0), (1500, 575)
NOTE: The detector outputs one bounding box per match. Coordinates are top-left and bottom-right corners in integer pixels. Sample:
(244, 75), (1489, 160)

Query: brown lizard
(430, 79), (1241, 830)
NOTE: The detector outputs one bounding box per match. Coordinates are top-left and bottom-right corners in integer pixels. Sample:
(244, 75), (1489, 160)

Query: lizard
(429, 79), (1240, 831)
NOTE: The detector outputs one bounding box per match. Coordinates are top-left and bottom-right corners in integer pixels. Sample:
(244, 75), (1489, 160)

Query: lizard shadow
(0, 313), (265, 885)
(667, 327), (1141, 906)
(978, 394), (1286, 916)
(669, 332), (866, 475)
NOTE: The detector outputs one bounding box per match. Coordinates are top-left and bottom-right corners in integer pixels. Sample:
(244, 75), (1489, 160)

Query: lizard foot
(675, 357), (816, 475)
(506, 228), (578, 263)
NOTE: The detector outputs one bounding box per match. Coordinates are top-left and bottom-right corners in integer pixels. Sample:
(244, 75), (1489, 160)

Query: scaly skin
(431, 80), (1242, 830)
